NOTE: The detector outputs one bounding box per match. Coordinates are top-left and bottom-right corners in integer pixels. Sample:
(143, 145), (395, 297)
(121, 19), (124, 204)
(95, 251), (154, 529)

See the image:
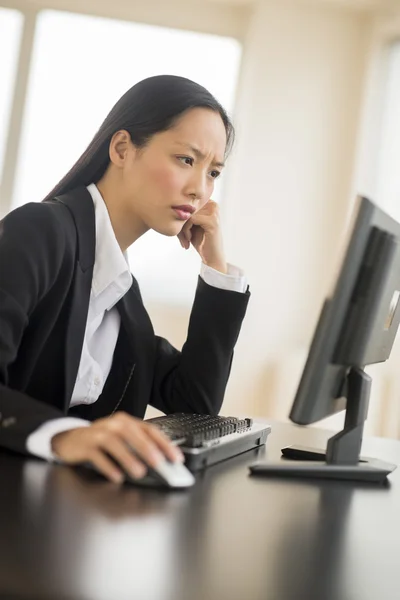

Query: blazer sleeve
(149, 276), (250, 416)
(0, 203), (68, 454)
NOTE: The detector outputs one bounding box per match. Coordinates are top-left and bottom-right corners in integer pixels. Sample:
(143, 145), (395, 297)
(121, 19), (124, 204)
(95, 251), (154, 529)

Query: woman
(0, 75), (250, 483)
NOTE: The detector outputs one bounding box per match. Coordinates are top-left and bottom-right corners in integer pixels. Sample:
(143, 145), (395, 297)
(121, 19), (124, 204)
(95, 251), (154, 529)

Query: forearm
(150, 276), (250, 415)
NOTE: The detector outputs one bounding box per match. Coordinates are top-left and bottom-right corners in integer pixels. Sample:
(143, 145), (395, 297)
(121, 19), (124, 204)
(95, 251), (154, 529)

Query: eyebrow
(175, 143), (225, 168)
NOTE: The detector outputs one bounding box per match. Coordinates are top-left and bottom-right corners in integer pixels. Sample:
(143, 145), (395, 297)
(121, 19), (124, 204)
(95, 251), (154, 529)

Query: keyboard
(146, 413), (271, 471)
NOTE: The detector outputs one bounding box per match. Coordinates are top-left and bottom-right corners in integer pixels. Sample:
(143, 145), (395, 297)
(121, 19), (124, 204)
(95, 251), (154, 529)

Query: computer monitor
(251, 196), (400, 483)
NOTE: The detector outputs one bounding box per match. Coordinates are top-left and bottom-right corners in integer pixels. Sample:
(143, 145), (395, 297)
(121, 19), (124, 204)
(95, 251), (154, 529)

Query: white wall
(206, 0), (371, 418)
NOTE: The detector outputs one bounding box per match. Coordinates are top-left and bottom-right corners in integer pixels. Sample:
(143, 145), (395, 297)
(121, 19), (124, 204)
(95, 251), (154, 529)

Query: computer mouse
(80, 455), (195, 489)
(126, 458), (195, 489)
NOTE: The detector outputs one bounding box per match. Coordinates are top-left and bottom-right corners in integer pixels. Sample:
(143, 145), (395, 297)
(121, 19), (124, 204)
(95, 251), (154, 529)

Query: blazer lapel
(117, 278), (156, 363)
(117, 281), (143, 352)
(55, 187), (96, 409)
(63, 264), (93, 408)
(115, 280), (156, 416)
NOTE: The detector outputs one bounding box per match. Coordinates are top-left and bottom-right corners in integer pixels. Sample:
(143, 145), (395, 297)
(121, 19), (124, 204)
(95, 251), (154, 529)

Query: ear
(109, 130), (132, 167)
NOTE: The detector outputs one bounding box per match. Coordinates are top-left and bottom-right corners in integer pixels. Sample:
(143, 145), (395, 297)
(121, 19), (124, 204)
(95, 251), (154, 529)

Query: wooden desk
(0, 421), (399, 600)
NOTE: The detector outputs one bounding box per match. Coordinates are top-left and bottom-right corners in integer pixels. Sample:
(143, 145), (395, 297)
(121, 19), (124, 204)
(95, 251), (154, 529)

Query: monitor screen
(290, 196), (400, 425)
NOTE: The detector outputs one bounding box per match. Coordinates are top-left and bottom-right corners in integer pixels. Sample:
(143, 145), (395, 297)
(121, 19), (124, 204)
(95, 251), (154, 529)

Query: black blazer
(0, 187), (250, 455)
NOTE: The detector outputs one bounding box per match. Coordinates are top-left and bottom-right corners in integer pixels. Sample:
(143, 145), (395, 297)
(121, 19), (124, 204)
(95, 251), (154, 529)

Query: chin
(153, 221), (183, 237)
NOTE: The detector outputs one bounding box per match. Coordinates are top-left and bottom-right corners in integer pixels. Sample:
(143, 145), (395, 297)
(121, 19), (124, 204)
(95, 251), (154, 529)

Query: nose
(187, 170), (208, 202)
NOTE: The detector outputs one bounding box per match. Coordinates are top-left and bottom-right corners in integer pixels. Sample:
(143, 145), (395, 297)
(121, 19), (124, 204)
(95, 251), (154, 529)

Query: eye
(209, 170), (221, 180)
(177, 156), (194, 166)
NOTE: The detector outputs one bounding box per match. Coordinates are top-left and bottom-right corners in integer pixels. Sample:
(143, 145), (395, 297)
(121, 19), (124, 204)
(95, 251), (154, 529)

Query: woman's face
(119, 107), (227, 237)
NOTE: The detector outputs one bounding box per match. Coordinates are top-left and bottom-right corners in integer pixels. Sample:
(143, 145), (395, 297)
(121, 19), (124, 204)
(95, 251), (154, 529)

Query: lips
(172, 205), (195, 214)
(173, 208), (192, 221)
(172, 205), (195, 221)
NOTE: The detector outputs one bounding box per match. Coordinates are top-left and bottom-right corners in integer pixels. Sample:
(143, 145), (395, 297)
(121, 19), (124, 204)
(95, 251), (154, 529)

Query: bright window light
(12, 10), (241, 304)
(376, 42), (400, 222)
(0, 8), (23, 190)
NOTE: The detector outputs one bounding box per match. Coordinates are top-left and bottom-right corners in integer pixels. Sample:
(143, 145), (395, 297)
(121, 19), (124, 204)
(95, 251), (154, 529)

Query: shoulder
(0, 201), (77, 269)
(2, 200), (74, 244)
(4, 199), (71, 229)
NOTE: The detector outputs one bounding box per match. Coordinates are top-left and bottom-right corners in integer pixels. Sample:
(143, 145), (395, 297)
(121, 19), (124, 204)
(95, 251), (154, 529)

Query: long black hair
(43, 75), (234, 202)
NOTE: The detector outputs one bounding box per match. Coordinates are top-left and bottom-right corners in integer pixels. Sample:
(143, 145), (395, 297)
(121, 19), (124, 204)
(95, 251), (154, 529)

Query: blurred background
(0, 0), (399, 438)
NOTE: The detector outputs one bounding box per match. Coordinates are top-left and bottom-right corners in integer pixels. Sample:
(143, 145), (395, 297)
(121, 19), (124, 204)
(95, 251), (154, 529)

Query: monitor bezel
(290, 196), (400, 425)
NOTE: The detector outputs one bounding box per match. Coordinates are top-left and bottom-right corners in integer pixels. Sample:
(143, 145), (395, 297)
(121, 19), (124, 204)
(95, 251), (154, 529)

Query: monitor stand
(250, 368), (397, 483)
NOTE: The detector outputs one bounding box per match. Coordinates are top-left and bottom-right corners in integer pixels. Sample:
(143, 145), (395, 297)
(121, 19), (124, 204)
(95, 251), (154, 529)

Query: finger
(100, 435), (147, 480)
(189, 212), (217, 229)
(121, 426), (165, 469)
(89, 449), (124, 484)
(181, 221), (193, 238)
(179, 228), (191, 249)
(196, 199), (216, 213)
(194, 201), (218, 219)
(189, 225), (204, 248)
(177, 232), (186, 249)
(144, 424), (185, 463)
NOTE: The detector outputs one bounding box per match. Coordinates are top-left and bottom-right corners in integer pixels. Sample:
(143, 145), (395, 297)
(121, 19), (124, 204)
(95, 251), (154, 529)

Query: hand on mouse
(51, 412), (184, 484)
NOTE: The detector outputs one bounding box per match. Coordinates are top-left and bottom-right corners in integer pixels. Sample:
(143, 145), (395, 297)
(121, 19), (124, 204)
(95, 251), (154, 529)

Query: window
(0, 8), (23, 191)
(12, 10), (241, 303)
(374, 40), (400, 373)
(376, 41), (400, 222)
